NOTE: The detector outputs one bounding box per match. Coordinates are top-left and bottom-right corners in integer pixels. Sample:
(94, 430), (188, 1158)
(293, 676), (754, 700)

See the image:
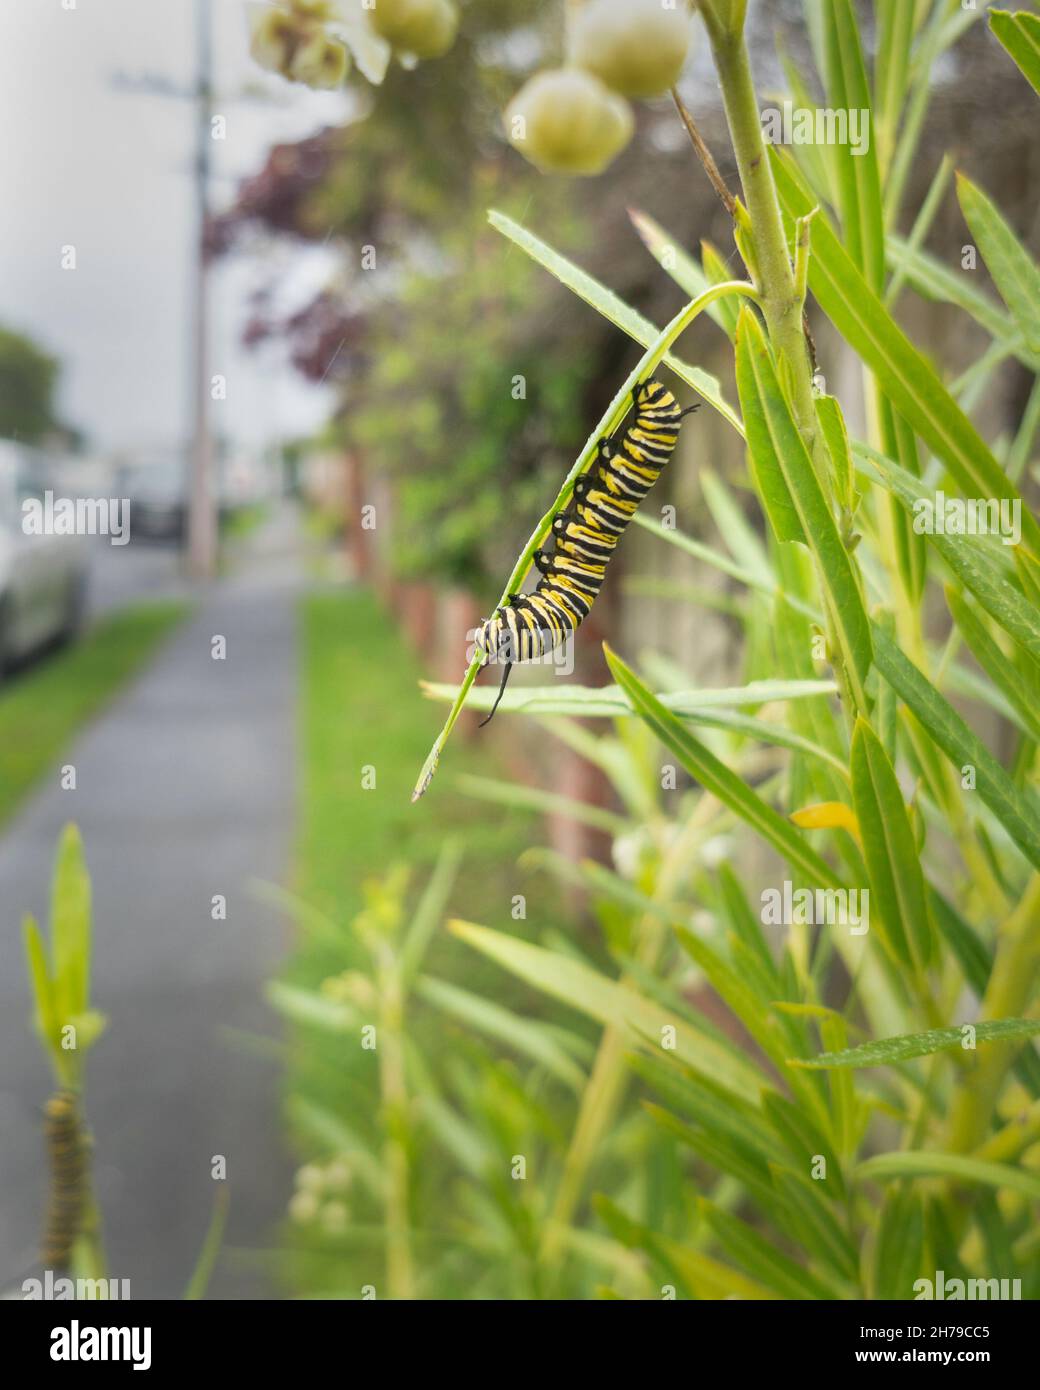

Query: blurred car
(0, 443), (88, 672)
(115, 453), (188, 540)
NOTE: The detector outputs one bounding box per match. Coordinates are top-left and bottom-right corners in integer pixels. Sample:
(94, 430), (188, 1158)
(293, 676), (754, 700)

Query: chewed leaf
(791, 1017), (1040, 1069)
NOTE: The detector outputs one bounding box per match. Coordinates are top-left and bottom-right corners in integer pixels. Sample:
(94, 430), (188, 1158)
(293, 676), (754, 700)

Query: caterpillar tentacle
(477, 378), (691, 723)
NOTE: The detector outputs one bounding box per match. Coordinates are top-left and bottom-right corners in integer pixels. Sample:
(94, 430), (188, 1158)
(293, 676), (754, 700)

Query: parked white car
(0, 443), (88, 672)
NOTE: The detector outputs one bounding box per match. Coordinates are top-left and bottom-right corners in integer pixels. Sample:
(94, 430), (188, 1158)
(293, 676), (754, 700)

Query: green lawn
(279, 588), (565, 1295)
(296, 588), (543, 924)
(0, 599), (191, 826)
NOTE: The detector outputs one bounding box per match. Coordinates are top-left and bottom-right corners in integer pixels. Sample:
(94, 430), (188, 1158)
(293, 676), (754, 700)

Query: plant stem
(377, 950), (415, 1299)
(539, 796), (719, 1271)
(949, 873), (1040, 1154)
(706, 22), (865, 726)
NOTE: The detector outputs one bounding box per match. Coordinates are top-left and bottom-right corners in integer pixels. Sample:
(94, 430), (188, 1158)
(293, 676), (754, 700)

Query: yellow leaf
(791, 801), (862, 845)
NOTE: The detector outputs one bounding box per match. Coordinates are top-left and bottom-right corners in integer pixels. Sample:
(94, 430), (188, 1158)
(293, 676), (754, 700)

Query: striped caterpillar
(41, 1089), (87, 1269)
(477, 377), (696, 723)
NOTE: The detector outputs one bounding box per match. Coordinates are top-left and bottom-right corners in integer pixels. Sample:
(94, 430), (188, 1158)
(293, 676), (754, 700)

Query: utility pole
(187, 0), (217, 578)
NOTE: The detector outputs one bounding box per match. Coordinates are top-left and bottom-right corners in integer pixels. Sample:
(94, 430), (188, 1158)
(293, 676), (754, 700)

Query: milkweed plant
(258, 0), (1040, 1299)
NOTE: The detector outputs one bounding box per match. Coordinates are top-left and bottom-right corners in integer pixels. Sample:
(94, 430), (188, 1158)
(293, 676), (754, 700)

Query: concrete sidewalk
(0, 505), (303, 1298)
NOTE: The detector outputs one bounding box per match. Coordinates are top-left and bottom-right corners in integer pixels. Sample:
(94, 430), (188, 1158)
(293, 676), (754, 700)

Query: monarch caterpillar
(41, 1089), (87, 1270)
(477, 377), (697, 724)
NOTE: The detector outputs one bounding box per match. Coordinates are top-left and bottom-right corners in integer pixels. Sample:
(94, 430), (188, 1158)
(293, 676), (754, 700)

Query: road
(0, 507), (301, 1299)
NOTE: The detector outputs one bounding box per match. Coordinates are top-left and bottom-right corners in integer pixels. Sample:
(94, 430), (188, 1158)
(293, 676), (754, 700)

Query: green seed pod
(289, 29), (350, 88)
(570, 0), (690, 99)
(370, 0), (459, 60)
(505, 68), (634, 176)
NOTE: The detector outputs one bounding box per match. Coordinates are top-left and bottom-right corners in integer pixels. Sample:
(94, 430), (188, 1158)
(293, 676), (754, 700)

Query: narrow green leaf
(870, 1187), (927, 1299)
(857, 1150), (1040, 1203)
(423, 677), (837, 719)
(717, 862), (780, 990)
(886, 234), (1029, 353)
(629, 1052), (775, 1157)
(22, 915), (57, 1053)
(957, 172), (1040, 356)
(735, 311), (805, 545)
(627, 209), (736, 338)
(489, 210), (745, 436)
(856, 443), (1040, 665)
(449, 919), (765, 1101)
(50, 823), (91, 1022)
(419, 1093), (493, 1179)
(398, 839), (462, 987)
(850, 717), (935, 972)
(873, 626), (1040, 870)
(874, 0), (916, 175)
(285, 1097), (386, 1199)
(884, 154), (954, 308)
(700, 469), (774, 584)
(794, 1017), (1040, 1069)
(761, 1091), (845, 1201)
(183, 1186), (230, 1301)
(595, 1195), (779, 1300)
(736, 308), (873, 701)
(701, 1199), (840, 1300)
(946, 587), (1040, 742)
(456, 773), (630, 837)
(646, 1104), (777, 1210)
(815, 394), (855, 513)
(990, 9), (1040, 96)
(633, 510), (823, 622)
(702, 242), (743, 340)
(416, 974), (587, 1093)
(771, 150), (1039, 551)
(265, 981), (357, 1034)
(603, 645), (845, 890)
(822, 0), (885, 291)
(674, 927), (831, 1131)
(769, 1163), (860, 1282)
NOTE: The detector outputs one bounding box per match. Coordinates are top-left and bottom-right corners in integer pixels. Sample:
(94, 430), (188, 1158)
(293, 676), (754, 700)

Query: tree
(0, 326), (61, 444)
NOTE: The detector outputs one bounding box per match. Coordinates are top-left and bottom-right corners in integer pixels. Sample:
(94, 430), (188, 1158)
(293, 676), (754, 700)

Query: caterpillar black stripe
(41, 1089), (87, 1270)
(477, 378), (697, 724)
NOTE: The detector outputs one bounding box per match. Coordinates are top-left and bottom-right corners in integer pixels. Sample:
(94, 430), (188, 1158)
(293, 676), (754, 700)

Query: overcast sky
(0, 0), (350, 454)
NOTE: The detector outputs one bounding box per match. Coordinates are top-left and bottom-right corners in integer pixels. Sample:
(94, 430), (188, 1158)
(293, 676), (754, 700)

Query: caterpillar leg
(479, 660), (514, 728)
(533, 548), (554, 575)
